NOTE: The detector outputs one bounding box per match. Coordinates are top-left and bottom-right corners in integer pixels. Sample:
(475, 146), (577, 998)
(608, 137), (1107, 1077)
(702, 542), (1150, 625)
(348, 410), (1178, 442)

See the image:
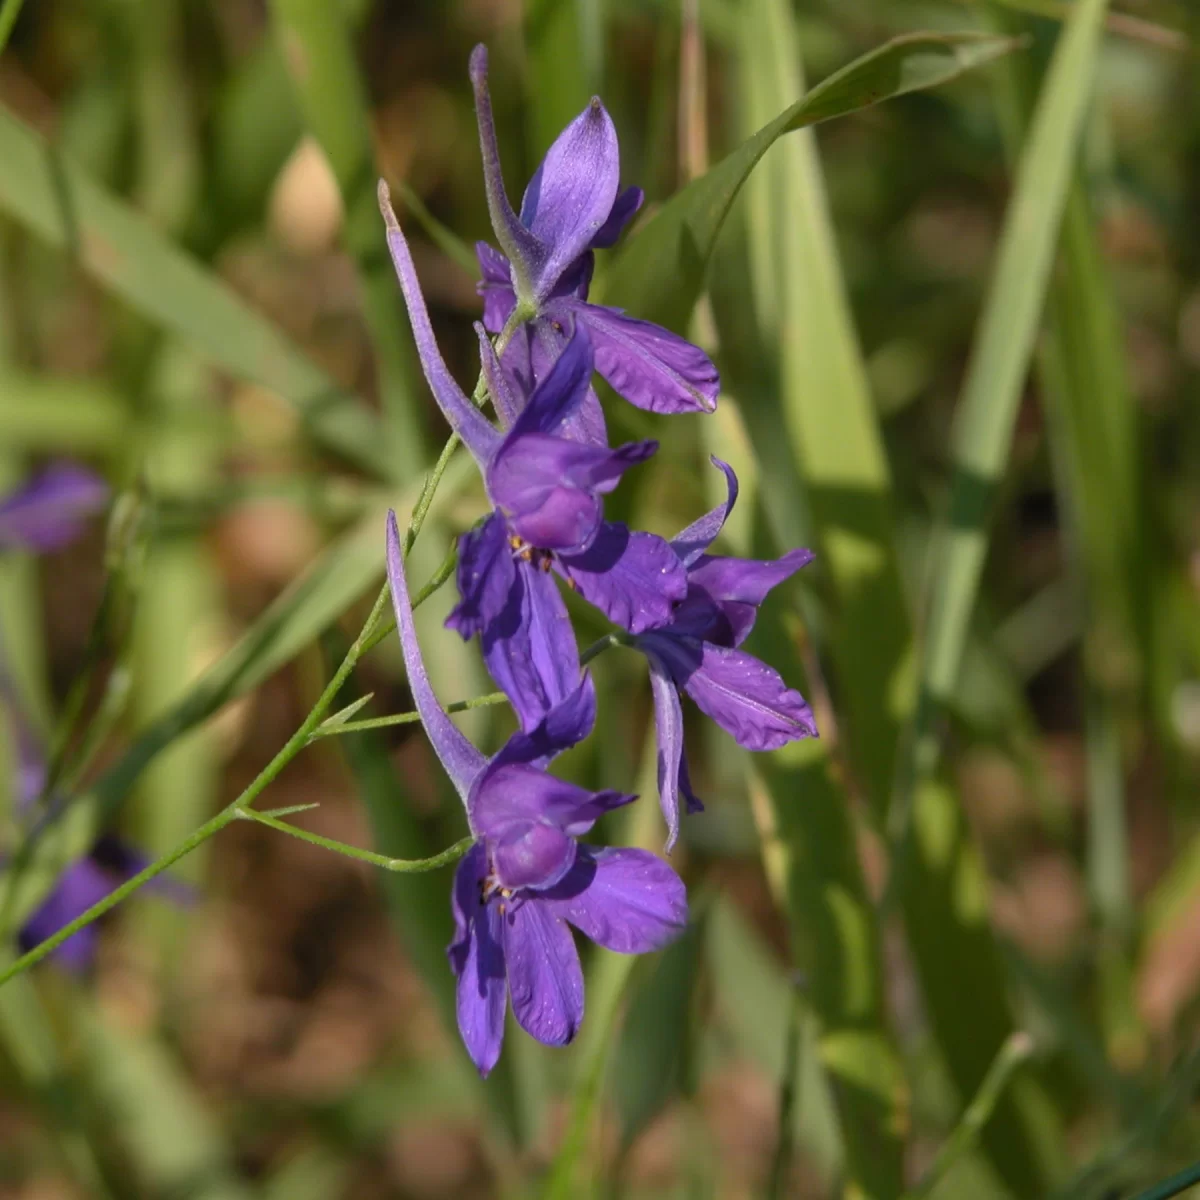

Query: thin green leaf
(0, 104), (390, 477)
(907, 0), (1111, 777)
(75, 1003), (255, 1200)
(0, 371), (129, 452)
(601, 31), (1021, 329)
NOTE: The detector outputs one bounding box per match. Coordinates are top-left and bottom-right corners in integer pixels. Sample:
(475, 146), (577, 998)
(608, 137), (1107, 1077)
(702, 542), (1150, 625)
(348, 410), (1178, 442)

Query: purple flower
(15, 837), (151, 970)
(386, 510), (687, 1077)
(469, 44), (719, 439)
(1, 669), (159, 971)
(378, 194), (686, 730)
(0, 467), (179, 971)
(635, 460), (819, 850)
(0, 464), (107, 552)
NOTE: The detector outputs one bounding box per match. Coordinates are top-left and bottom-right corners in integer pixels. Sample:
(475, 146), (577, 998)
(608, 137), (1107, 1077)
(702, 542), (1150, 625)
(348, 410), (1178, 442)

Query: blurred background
(0, 0), (1198, 1197)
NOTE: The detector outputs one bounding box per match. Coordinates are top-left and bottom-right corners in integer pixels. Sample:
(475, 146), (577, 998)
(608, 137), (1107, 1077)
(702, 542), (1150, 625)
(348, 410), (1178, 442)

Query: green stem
(905, 1032), (1036, 1199)
(236, 808), (473, 873)
(0, 805), (237, 985)
(766, 975), (805, 1200)
(0, 0), (27, 55)
(0, 581), (393, 990)
(308, 691), (508, 741)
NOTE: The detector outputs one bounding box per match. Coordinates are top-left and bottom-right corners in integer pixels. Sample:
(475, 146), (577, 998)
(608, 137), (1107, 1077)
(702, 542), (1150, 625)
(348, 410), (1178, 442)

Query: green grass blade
(600, 30), (1020, 330)
(0, 104), (390, 478)
(737, 0), (913, 823)
(989, 5), (1148, 1069)
(129, 347), (222, 938)
(907, 0), (1111, 783)
(268, 0), (426, 481)
(706, 897), (841, 1186)
(524, 0), (604, 162)
(75, 1001), (255, 1200)
(0, 371), (130, 452)
(714, 6), (1065, 1186)
(0, 974), (115, 1198)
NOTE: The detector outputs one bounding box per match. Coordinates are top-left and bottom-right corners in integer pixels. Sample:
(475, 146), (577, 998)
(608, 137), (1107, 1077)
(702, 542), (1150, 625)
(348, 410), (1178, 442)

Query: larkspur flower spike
(378, 188), (687, 730)
(386, 511), (687, 1076)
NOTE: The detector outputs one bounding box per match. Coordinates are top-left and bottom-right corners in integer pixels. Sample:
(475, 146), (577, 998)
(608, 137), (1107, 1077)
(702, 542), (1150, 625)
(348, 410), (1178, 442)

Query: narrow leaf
(0, 104), (389, 477)
(601, 31), (1020, 330)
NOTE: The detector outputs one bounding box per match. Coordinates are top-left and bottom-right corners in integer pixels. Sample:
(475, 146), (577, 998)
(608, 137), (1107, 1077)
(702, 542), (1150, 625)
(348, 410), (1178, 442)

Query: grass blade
(0, 104), (389, 478)
(601, 30), (1020, 330)
(905, 0), (1111, 789)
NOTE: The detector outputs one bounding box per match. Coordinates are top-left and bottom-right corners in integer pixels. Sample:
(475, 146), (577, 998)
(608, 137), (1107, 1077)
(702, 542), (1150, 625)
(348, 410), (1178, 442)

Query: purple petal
(476, 323), (522, 428)
(476, 242), (516, 333)
(449, 520), (581, 732)
(530, 318), (609, 446)
(681, 547), (815, 647)
(18, 858), (115, 971)
(503, 323), (594, 440)
(498, 318), (608, 446)
(490, 434), (657, 552)
(0, 465), (107, 552)
(446, 513), (517, 643)
(648, 660), (686, 852)
(387, 510), (486, 801)
(670, 457), (739, 567)
(556, 523), (687, 634)
(590, 186), (644, 249)
(541, 846), (687, 954)
(493, 674), (597, 769)
(519, 98), (619, 301)
(568, 302), (719, 415)
(651, 635), (817, 751)
(378, 183), (501, 466)
(502, 897), (583, 1046)
(469, 46), (547, 296)
(472, 762), (634, 846)
(449, 846), (508, 1076)
(492, 822), (578, 892)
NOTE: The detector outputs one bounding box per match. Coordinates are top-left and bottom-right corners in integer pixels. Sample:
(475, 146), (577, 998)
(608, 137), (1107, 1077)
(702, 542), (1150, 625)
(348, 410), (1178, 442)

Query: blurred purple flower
(0, 463), (108, 552)
(378, 200), (685, 730)
(469, 44), (719, 441)
(0, 466), (180, 970)
(387, 511), (686, 1076)
(635, 459), (818, 849)
(3, 696), (186, 970)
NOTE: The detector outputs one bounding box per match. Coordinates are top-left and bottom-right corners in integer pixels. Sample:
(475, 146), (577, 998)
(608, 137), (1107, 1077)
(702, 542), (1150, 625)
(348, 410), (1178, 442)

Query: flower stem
(0, 581), (392, 990)
(235, 808), (474, 873)
(307, 691), (508, 741)
(903, 1032), (1035, 1199)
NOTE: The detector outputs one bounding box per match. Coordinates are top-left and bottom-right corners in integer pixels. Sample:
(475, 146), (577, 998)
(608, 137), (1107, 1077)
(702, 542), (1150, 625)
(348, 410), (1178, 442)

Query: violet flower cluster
(381, 46), (817, 1075)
